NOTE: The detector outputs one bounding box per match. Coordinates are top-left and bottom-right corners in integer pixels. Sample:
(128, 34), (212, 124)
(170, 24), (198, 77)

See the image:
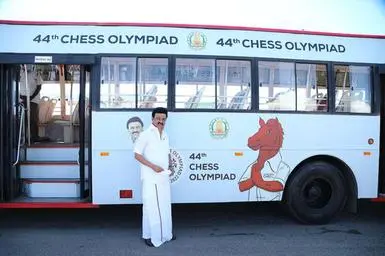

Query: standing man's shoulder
(140, 126), (153, 138)
(133, 126), (151, 152)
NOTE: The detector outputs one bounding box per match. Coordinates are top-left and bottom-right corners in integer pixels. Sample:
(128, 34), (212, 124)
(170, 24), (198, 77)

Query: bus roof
(1, 0), (385, 38)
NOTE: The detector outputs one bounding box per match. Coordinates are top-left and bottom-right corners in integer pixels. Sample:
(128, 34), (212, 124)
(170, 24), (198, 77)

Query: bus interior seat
(68, 98), (90, 125)
(350, 101), (371, 113)
(38, 96), (56, 124)
(350, 91), (371, 113)
(335, 90), (351, 112)
(303, 93), (327, 111)
(185, 87), (206, 108)
(217, 99), (227, 109)
(316, 93), (328, 111)
(139, 85), (158, 108)
(228, 87), (250, 109)
(267, 88), (295, 110)
(38, 97), (90, 143)
(112, 97), (124, 108)
(64, 98), (90, 143)
(37, 97), (57, 137)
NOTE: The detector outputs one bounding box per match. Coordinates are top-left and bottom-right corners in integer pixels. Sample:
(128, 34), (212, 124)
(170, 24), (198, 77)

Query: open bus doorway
(20, 64), (88, 145)
(35, 65), (90, 144)
(0, 56), (94, 206)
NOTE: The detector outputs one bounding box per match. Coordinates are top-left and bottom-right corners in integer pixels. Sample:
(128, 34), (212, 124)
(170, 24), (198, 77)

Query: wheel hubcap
(303, 178), (332, 208)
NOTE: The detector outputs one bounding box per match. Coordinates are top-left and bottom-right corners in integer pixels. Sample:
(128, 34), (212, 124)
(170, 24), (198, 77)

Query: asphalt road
(0, 200), (384, 256)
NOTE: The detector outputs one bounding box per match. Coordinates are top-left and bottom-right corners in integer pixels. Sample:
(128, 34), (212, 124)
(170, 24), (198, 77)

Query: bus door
(0, 54), (94, 203)
(79, 64), (92, 198)
(0, 64), (21, 202)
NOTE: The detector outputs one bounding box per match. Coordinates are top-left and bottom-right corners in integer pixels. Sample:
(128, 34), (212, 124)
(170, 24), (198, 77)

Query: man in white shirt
(19, 65), (43, 143)
(134, 107), (176, 247)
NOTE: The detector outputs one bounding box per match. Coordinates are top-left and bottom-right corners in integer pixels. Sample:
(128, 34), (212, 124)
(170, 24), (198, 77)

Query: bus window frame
(93, 54), (379, 116)
(98, 54), (171, 110)
(330, 62), (376, 115)
(171, 55), (255, 112)
(256, 58), (332, 114)
(173, 56), (253, 111)
(293, 61), (329, 112)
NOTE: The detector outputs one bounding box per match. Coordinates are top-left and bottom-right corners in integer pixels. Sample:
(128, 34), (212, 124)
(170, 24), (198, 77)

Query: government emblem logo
(209, 117), (229, 139)
(187, 32), (207, 50)
(169, 149), (184, 184)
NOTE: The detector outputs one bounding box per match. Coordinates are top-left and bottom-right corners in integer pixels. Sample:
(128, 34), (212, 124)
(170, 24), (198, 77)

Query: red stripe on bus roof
(1, 20), (385, 39)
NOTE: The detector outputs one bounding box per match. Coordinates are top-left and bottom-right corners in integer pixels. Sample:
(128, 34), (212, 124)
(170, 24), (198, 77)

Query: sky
(0, 0), (385, 35)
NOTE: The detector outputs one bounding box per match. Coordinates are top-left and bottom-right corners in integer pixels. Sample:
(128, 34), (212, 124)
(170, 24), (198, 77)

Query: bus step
(26, 145), (80, 161)
(21, 178), (87, 198)
(20, 161), (80, 179)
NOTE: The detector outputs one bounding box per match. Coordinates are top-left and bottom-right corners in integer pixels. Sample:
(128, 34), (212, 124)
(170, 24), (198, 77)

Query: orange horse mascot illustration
(238, 117), (285, 192)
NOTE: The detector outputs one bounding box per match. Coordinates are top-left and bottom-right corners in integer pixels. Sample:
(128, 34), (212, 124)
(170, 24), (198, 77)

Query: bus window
(175, 58), (215, 109)
(100, 57), (136, 108)
(216, 60), (251, 110)
(259, 61), (295, 111)
(334, 65), (372, 113)
(99, 57), (168, 108)
(137, 58), (168, 109)
(296, 63), (328, 112)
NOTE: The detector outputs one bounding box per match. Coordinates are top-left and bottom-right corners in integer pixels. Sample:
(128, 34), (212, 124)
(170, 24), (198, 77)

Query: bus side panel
(91, 111), (380, 205)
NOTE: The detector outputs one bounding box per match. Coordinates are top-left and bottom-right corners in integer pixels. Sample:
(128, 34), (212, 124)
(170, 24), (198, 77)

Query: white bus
(1, 2), (385, 224)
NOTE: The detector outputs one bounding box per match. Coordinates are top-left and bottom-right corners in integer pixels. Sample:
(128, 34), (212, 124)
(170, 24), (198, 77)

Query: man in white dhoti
(134, 107), (175, 247)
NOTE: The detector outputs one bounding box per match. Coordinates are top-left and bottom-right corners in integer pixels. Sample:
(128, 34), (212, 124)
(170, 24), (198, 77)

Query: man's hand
(135, 153), (163, 173)
(152, 165), (164, 173)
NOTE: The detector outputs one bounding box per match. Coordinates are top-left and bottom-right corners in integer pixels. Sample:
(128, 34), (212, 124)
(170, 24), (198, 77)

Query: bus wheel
(285, 161), (347, 224)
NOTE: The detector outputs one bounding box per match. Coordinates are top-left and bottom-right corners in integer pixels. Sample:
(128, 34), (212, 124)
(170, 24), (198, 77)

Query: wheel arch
(283, 154), (358, 213)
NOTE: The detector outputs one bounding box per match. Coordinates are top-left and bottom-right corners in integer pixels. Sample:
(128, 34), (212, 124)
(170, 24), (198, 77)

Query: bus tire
(285, 161), (347, 225)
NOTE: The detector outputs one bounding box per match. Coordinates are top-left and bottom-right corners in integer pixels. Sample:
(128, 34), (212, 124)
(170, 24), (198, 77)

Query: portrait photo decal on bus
(127, 116), (144, 143)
